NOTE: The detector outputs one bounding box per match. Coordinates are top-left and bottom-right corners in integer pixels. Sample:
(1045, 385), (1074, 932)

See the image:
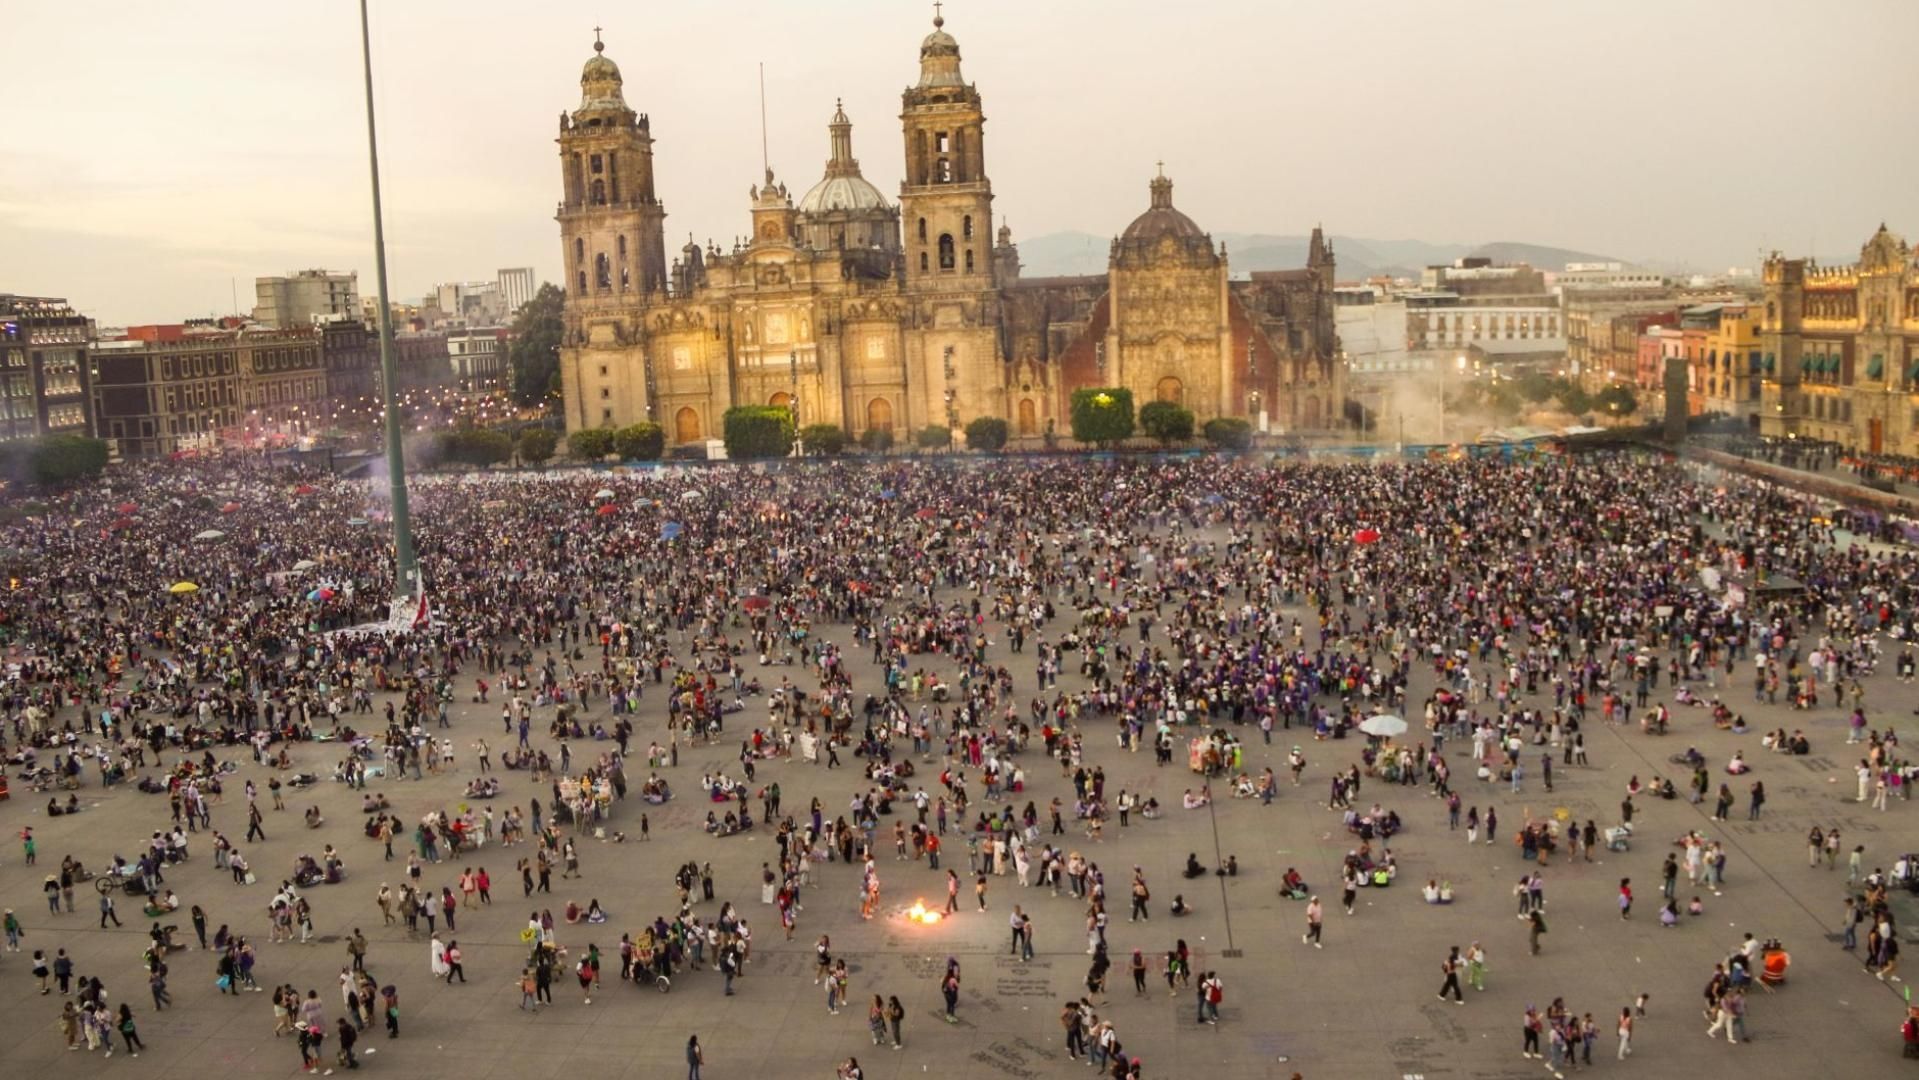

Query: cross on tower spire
(592, 26), (604, 53)
(933, 1), (944, 27)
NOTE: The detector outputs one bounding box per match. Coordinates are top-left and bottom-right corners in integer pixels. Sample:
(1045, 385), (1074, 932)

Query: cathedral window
(935, 132), (950, 153)
(938, 235), (955, 271)
(620, 267), (630, 291)
(618, 235), (627, 259)
(595, 253), (611, 290)
(590, 154), (603, 174)
(920, 253), (929, 273)
(917, 218), (927, 242)
(937, 159), (952, 183)
(963, 215), (973, 240)
(591, 179), (606, 205)
(964, 249), (974, 273)
(575, 238), (585, 263)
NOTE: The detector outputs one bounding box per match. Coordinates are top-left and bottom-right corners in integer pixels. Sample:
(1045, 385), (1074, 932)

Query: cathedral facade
(555, 16), (1345, 447)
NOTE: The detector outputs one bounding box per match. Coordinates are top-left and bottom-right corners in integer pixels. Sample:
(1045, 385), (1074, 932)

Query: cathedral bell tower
(899, 8), (994, 290)
(557, 32), (668, 305)
(896, 7), (1005, 435)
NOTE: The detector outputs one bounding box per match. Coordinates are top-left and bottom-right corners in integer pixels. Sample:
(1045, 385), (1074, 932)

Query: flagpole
(357, 0), (420, 602)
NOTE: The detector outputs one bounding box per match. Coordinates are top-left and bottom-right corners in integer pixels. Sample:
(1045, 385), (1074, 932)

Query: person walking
(1528, 909), (1548, 955)
(1437, 946), (1464, 1003)
(116, 1004), (145, 1057)
(336, 1017), (359, 1070)
(1466, 941), (1487, 991)
(1616, 1005), (1633, 1059)
(1302, 895), (1323, 948)
(444, 940), (466, 984)
(99, 893), (122, 928)
(686, 1034), (705, 1080)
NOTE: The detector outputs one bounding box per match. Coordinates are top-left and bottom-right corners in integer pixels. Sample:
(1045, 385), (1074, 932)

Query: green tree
(1516, 372), (1558, 404)
(963, 416), (1009, 452)
(1138, 401), (1195, 445)
(1555, 383), (1592, 416)
(507, 282), (565, 409)
(435, 428), (513, 467)
(859, 427), (895, 453)
(612, 422), (666, 461)
(1485, 382), (1523, 420)
(516, 426), (558, 466)
(722, 405), (796, 459)
(1069, 387), (1136, 447)
(1202, 417), (1254, 450)
(1594, 384), (1639, 417)
(0, 435), (110, 487)
(567, 428), (615, 460)
(916, 425), (953, 451)
(800, 424), (848, 456)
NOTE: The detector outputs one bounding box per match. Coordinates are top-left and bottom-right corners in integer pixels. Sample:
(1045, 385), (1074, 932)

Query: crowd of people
(4, 446), (1919, 1073)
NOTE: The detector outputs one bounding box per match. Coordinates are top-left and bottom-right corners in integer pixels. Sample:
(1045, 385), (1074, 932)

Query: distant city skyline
(3, 0), (1914, 325)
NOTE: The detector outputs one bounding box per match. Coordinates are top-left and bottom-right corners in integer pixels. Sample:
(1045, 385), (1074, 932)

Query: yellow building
(1760, 225), (1919, 451)
(556, 16), (1345, 446)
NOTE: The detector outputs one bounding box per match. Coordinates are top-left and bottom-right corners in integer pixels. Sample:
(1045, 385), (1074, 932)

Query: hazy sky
(5, 0), (1915, 325)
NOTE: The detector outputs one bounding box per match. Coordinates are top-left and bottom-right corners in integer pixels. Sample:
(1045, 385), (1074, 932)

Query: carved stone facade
(557, 16), (1344, 445)
(1759, 225), (1919, 452)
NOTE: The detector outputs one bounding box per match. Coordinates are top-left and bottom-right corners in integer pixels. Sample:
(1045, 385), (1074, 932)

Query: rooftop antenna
(758, 62), (770, 180)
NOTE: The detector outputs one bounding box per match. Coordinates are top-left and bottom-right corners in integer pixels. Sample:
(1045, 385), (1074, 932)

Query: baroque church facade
(556, 15), (1346, 446)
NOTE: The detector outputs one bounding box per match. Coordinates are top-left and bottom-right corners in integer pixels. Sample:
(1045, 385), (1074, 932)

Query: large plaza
(1, 451), (1915, 1079)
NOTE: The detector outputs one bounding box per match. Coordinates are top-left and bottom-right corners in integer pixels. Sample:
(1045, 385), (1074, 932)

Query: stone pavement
(1, 601), (1914, 1079)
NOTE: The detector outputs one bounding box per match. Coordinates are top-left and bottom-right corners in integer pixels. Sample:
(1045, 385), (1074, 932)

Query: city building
(1566, 295), (1687, 384)
(446, 327), (508, 389)
(1679, 303), (1761, 420)
(1555, 262), (1669, 292)
(321, 321), (379, 403)
(1335, 287), (1411, 375)
(497, 268), (536, 317)
(0, 293), (94, 441)
(1406, 295), (1562, 353)
(430, 280), (511, 327)
(253, 270), (361, 328)
(1759, 224), (1919, 450)
(393, 330), (453, 388)
(1638, 325), (1682, 408)
(1419, 258), (1548, 297)
(91, 332), (244, 457)
(555, 19), (1344, 445)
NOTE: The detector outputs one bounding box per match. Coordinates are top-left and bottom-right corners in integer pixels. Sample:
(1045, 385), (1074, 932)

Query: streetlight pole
(358, 0), (419, 601)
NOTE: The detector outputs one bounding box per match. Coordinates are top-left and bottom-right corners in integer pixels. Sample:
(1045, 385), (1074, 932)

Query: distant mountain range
(1013, 231), (1626, 282)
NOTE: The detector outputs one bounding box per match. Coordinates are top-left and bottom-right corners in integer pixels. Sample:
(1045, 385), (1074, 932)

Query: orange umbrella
(1353, 528), (1381, 545)
(595, 503), (619, 517)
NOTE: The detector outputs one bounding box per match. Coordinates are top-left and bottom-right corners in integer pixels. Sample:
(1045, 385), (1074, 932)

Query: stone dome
(578, 36), (628, 113)
(799, 174), (889, 214)
(1120, 174), (1205, 244)
(916, 12), (965, 89)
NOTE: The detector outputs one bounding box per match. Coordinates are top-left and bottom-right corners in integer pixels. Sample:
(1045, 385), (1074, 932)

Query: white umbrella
(592, 488), (615, 500)
(291, 559), (318, 572)
(1359, 714), (1408, 738)
(679, 489), (703, 503)
(193, 529), (226, 541)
